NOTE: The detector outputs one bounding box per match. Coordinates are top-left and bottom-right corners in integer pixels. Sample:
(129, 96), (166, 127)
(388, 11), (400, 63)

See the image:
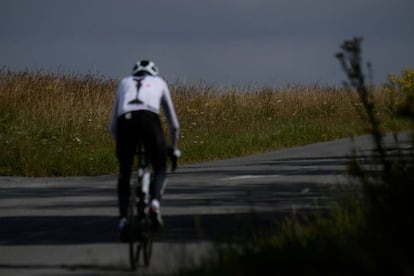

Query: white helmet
(132, 60), (159, 76)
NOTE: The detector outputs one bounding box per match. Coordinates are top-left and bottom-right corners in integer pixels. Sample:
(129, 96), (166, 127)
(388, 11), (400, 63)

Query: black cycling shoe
(150, 208), (163, 231)
(119, 218), (129, 242)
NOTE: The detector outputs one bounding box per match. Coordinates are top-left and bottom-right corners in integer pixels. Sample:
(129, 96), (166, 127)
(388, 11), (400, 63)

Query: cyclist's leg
(116, 114), (139, 218)
(143, 115), (166, 229)
(143, 115), (167, 202)
(150, 125), (167, 201)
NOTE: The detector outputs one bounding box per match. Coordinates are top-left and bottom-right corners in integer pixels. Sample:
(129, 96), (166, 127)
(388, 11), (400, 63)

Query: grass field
(0, 68), (411, 176)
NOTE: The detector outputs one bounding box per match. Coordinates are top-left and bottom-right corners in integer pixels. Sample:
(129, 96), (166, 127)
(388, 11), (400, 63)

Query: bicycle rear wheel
(128, 196), (140, 271)
(141, 219), (154, 266)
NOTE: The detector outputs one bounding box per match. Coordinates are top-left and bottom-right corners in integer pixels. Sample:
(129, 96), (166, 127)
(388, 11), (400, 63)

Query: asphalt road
(0, 132), (411, 275)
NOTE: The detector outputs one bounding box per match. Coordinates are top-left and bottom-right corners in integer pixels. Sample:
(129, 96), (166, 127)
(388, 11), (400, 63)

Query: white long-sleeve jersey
(109, 75), (180, 148)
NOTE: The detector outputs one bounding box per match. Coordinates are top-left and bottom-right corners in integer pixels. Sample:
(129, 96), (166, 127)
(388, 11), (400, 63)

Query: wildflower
(46, 84), (54, 91)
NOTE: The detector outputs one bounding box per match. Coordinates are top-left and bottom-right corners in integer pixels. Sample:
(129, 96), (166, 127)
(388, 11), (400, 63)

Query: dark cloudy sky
(1, 0), (413, 87)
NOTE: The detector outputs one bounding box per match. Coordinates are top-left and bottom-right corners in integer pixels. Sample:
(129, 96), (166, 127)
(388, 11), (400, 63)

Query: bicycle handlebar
(136, 145), (179, 172)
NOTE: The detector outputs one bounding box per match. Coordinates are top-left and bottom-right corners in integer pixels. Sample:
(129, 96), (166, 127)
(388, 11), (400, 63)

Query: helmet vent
(140, 60), (149, 66)
(132, 60), (159, 76)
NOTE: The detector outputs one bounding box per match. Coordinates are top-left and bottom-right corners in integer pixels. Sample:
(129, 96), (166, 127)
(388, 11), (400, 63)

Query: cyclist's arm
(161, 82), (180, 148)
(109, 99), (118, 139)
(109, 81), (124, 139)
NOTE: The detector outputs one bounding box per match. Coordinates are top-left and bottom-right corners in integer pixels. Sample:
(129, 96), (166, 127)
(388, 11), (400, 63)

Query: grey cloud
(0, 0), (413, 86)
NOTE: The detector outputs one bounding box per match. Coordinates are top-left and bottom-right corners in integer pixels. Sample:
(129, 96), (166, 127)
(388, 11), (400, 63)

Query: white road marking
(220, 175), (281, 181)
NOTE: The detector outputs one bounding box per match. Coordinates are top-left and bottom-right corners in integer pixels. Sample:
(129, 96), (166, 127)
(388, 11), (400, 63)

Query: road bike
(127, 146), (178, 270)
(127, 146), (154, 270)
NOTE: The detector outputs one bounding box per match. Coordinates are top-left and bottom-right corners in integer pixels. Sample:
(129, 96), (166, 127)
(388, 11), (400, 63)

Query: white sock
(150, 199), (160, 209)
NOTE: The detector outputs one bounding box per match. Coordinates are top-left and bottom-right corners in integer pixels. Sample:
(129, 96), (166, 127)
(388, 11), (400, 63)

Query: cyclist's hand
(168, 147), (181, 171)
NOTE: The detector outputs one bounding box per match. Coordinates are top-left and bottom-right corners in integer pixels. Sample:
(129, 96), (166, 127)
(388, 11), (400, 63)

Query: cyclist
(109, 60), (180, 238)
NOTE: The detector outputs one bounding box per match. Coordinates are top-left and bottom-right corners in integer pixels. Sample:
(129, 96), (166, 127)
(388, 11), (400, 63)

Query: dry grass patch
(0, 69), (410, 176)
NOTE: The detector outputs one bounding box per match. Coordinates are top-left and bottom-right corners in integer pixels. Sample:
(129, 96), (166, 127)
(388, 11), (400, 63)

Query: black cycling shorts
(116, 110), (167, 176)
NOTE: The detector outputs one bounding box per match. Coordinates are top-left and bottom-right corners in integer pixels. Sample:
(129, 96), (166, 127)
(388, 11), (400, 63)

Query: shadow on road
(0, 263), (130, 273)
(0, 152), (359, 247)
(0, 211), (295, 246)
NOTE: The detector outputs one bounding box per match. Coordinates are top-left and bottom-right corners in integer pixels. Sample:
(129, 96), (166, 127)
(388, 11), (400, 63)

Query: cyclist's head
(132, 60), (159, 76)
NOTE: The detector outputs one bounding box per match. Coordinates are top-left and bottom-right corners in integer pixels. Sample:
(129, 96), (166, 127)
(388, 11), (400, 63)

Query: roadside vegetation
(0, 64), (411, 176)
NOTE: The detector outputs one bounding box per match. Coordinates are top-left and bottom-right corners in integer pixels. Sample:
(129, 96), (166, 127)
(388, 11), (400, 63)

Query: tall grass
(0, 68), (411, 176)
(0, 69), (116, 176)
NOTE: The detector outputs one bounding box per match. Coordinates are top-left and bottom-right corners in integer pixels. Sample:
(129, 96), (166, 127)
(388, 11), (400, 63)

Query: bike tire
(128, 196), (140, 271)
(143, 228), (153, 266)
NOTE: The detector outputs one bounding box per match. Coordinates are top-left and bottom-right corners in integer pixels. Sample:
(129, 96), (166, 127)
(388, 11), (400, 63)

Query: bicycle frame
(136, 147), (151, 213)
